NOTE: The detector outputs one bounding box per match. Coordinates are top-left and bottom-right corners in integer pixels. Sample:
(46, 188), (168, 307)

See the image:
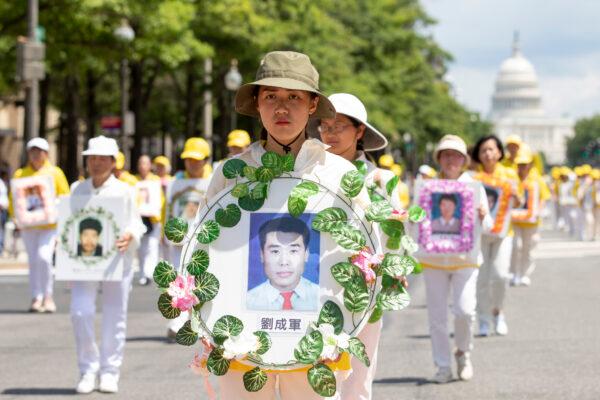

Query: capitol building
(489, 34), (574, 165)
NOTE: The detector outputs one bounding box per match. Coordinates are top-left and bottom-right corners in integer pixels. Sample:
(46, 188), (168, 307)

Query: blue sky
(421, 0), (600, 120)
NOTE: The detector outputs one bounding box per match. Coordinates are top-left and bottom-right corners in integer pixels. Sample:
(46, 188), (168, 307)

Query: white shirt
(0, 179), (9, 209)
(70, 175), (146, 258)
(246, 276), (320, 311)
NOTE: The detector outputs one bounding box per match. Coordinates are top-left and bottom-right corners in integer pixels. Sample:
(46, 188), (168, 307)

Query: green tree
(567, 114), (600, 167)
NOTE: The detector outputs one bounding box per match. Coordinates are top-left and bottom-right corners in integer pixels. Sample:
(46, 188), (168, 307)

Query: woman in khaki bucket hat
(206, 51), (374, 399)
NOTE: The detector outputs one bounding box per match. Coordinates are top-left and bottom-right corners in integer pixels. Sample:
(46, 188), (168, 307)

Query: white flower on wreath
(316, 323), (350, 361)
(222, 331), (260, 360)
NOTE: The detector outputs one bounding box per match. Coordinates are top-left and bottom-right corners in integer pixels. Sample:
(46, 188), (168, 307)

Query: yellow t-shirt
(9, 161), (70, 229)
(117, 170), (139, 186)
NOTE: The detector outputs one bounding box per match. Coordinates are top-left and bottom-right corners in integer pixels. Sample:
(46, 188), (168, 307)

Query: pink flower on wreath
(390, 209), (408, 222)
(351, 247), (383, 283)
(167, 275), (199, 311)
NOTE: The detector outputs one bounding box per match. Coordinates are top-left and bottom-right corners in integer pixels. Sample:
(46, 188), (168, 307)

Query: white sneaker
(510, 276), (520, 286)
(99, 374), (119, 393)
(455, 353), (473, 381)
(76, 373), (96, 394)
(520, 276), (531, 286)
(432, 367), (453, 384)
(494, 313), (508, 336)
(478, 319), (490, 337)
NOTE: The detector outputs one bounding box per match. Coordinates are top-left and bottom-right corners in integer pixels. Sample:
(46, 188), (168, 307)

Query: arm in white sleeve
(124, 185), (146, 251)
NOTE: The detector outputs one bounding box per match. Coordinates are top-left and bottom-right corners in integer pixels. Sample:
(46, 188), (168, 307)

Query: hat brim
(306, 115), (388, 152)
(82, 150), (117, 157)
(434, 145), (470, 165)
(180, 151), (207, 160)
(227, 139), (251, 148)
(235, 78), (335, 119)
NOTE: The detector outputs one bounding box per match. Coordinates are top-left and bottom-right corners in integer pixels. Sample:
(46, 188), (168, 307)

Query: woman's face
(319, 114), (365, 160)
(256, 86), (318, 142)
(438, 149), (466, 179)
(478, 139), (502, 167)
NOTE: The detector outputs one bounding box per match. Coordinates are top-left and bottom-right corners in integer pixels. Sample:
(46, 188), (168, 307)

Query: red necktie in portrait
(281, 291), (293, 310)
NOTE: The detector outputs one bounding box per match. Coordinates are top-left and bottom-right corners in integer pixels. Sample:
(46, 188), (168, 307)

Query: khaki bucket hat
(235, 51), (335, 119)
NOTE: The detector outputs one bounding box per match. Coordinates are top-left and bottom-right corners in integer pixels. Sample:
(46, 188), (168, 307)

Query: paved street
(1, 230), (599, 400)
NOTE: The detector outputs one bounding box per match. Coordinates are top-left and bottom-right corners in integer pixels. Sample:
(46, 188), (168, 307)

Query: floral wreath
(474, 173), (513, 236)
(60, 206), (120, 266)
(155, 152), (425, 397)
(417, 180), (475, 253)
(512, 180), (538, 223)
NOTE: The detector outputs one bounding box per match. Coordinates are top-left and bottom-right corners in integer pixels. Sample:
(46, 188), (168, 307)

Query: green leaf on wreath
(381, 274), (396, 288)
(376, 286), (411, 311)
(164, 217), (188, 243)
(196, 220), (220, 244)
(317, 301), (344, 334)
(213, 315), (244, 345)
(207, 348), (230, 376)
(368, 305), (383, 323)
(386, 175), (400, 196)
(231, 183), (250, 198)
(238, 195), (265, 211)
(176, 320), (198, 346)
(256, 167), (275, 183)
(353, 160), (368, 176)
(340, 170), (364, 198)
(380, 219), (405, 238)
(386, 236), (401, 250)
(153, 261), (177, 288)
(343, 277), (370, 312)
(294, 330), (323, 364)
(193, 271), (220, 302)
(347, 337), (370, 367)
(401, 235), (418, 254)
(288, 195), (308, 218)
(330, 262), (362, 288)
(186, 249), (209, 276)
(253, 331), (272, 355)
(367, 187), (386, 203)
(412, 260), (423, 274)
(307, 363), (337, 397)
(408, 205), (426, 223)
(242, 166), (257, 182)
(157, 292), (181, 319)
(215, 204), (242, 228)
(330, 225), (366, 251)
(281, 153), (295, 172)
(291, 181), (319, 197)
(243, 367), (268, 392)
(381, 254), (415, 277)
(365, 200), (393, 222)
(251, 182), (269, 200)
(223, 159), (247, 179)
(312, 208), (348, 232)
(261, 151), (282, 169)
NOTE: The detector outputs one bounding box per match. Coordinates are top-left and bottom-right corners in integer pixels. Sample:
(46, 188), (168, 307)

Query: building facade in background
(489, 35), (574, 165)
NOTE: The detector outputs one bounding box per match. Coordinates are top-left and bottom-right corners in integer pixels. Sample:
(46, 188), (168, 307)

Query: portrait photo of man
(431, 193), (461, 235)
(176, 190), (202, 226)
(246, 216), (320, 312)
(77, 217), (103, 257)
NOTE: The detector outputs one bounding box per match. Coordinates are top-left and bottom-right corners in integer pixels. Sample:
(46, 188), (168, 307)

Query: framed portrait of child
(10, 175), (57, 228)
(55, 196), (126, 281)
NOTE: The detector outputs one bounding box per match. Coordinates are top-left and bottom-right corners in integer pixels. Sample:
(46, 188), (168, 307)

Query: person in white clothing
(206, 51), (374, 400)
(418, 135), (492, 384)
(69, 136), (146, 394)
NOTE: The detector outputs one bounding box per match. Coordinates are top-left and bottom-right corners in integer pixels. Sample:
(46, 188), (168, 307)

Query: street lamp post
(425, 142), (434, 165)
(114, 21), (134, 154)
(403, 132), (413, 177)
(224, 59), (242, 133)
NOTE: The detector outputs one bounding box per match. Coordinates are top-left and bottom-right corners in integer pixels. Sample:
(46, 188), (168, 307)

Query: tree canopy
(567, 114), (600, 167)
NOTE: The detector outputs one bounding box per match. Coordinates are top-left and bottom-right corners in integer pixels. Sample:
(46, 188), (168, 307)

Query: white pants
(167, 245), (188, 332)
(217, 369), (343, 400)
(70, 267), (133, 376)
(340, 319), (382, 399)
(583, 208), (595, 241)
(22, 228), (55, 300)
(477, 235), (512, 319)
(511, 226), (539, 279)
(137, 222), (161, 279)
(563, 205), (579, 239)
(424, 267), (478, 368)
(594, 208), (600, 239)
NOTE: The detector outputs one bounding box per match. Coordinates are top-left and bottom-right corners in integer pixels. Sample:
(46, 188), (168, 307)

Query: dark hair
(79, 217), (102, 234)
(471, 135), (504, 163)
(485, 187), (499, 204)
(258, 217), (310, 250)
(438, 193), (457, 206)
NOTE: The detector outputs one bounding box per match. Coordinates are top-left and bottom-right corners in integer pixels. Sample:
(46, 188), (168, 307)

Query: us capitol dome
(489, 33), (573, 165)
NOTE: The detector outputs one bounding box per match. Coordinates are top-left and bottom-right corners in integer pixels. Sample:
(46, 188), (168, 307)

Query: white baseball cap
(82, 135), (119, 157)
(26, 137), (49, 152)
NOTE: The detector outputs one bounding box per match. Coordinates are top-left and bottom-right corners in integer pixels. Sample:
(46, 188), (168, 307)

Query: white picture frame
(10, 175), (57, 228)
(135, 180), (162, 218)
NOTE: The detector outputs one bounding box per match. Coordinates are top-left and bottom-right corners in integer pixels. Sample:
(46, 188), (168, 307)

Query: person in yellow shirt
(509, 144), (551, 287)
(152, 155), (173, 192)
(501, 134), (522, 171)
(10, 138), (70, 312)
(135, 155), (165, 285)
(378, 155), (410, 210)
(576, 164), (594, 241)
(114, 151), (138, 186)
(226, 129), (252, 157)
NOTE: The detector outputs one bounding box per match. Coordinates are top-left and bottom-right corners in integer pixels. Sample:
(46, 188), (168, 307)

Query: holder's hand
(116, 232), (133, 252)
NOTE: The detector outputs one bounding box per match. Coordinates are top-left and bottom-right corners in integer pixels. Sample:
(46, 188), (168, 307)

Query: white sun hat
(26, 137), (49, 152)
(433, 134), (469, 163)
(82, 135), (119, 157)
